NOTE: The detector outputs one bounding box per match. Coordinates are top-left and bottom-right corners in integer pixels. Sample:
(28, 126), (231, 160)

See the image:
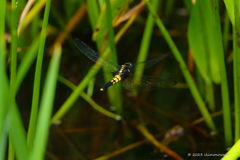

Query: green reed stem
(233, 0), (240, 142)
(213, 0), (232, 146)
(9, 0), (19, 159)
(27, 0), (52, 149)
(10, 0), (18, 94)
(223, 10), (230, 52)
(0, 1), (7, 159)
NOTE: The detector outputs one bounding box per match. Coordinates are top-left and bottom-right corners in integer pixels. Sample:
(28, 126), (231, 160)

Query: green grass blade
(10, 0), (18, 94)
(9, 0), (19, 159)
(213, 0), (232, 147)
(29, 43), (62, 160)
(27, 0), (52, 149)
(222, 139), (240, 160)
(199, 0), (220, 84)
(233, 0), (240, 142)
(143, 0), (217, 132)
(0, 1), (7, 158)
(188, 5), (210, 83)
(105, 0), (117, 57)
(223, 10), (230, 52)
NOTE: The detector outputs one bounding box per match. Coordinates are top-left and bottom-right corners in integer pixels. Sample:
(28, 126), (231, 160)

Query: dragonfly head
(123, 62), (133, 72)
(124, 62), (132, 68)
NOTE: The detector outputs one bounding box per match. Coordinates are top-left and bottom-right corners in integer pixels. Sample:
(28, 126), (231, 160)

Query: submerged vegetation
(1, 0), (240, 159)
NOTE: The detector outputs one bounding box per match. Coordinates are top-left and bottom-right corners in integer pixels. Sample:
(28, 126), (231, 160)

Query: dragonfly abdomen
(100, 74), (122, 91)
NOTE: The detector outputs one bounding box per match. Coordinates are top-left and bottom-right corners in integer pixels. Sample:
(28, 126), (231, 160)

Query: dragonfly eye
(125, 62), (132, 67)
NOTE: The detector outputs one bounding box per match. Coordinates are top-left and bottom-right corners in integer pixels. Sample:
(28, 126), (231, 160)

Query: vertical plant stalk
(143, 0), (217, 132)
(213, 0), (232, 146)
(9, 0), (18, 159)
(223, 11), (230, 52)
(0, 1), (7, 159)
(27, 0), (52, 149)
(233, 0), (240, 142)
(10, 0), (18, 93)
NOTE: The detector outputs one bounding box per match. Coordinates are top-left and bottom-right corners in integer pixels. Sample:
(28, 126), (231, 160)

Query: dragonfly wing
(73, 38), (118, 71)
(80, 67), (114, 87)
(122, 74), (177, 92)
(132, 53), (170, 71)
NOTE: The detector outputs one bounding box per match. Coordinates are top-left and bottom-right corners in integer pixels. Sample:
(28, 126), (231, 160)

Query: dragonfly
(73, 38), (177, 92)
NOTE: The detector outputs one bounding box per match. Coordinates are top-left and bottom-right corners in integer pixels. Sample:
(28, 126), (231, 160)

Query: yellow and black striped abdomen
(100, 74), (122, 91)
(111, 75), (122, 84)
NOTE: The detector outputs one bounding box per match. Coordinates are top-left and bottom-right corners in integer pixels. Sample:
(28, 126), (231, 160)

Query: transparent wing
(122, 73), (177, 92)
(80, 67), (114, 87)
(73, 38), (119, 71)
(132, 53), (170, 71)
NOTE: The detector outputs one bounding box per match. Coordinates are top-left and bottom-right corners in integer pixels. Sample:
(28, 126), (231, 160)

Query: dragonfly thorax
(117, 63), (132, 78)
